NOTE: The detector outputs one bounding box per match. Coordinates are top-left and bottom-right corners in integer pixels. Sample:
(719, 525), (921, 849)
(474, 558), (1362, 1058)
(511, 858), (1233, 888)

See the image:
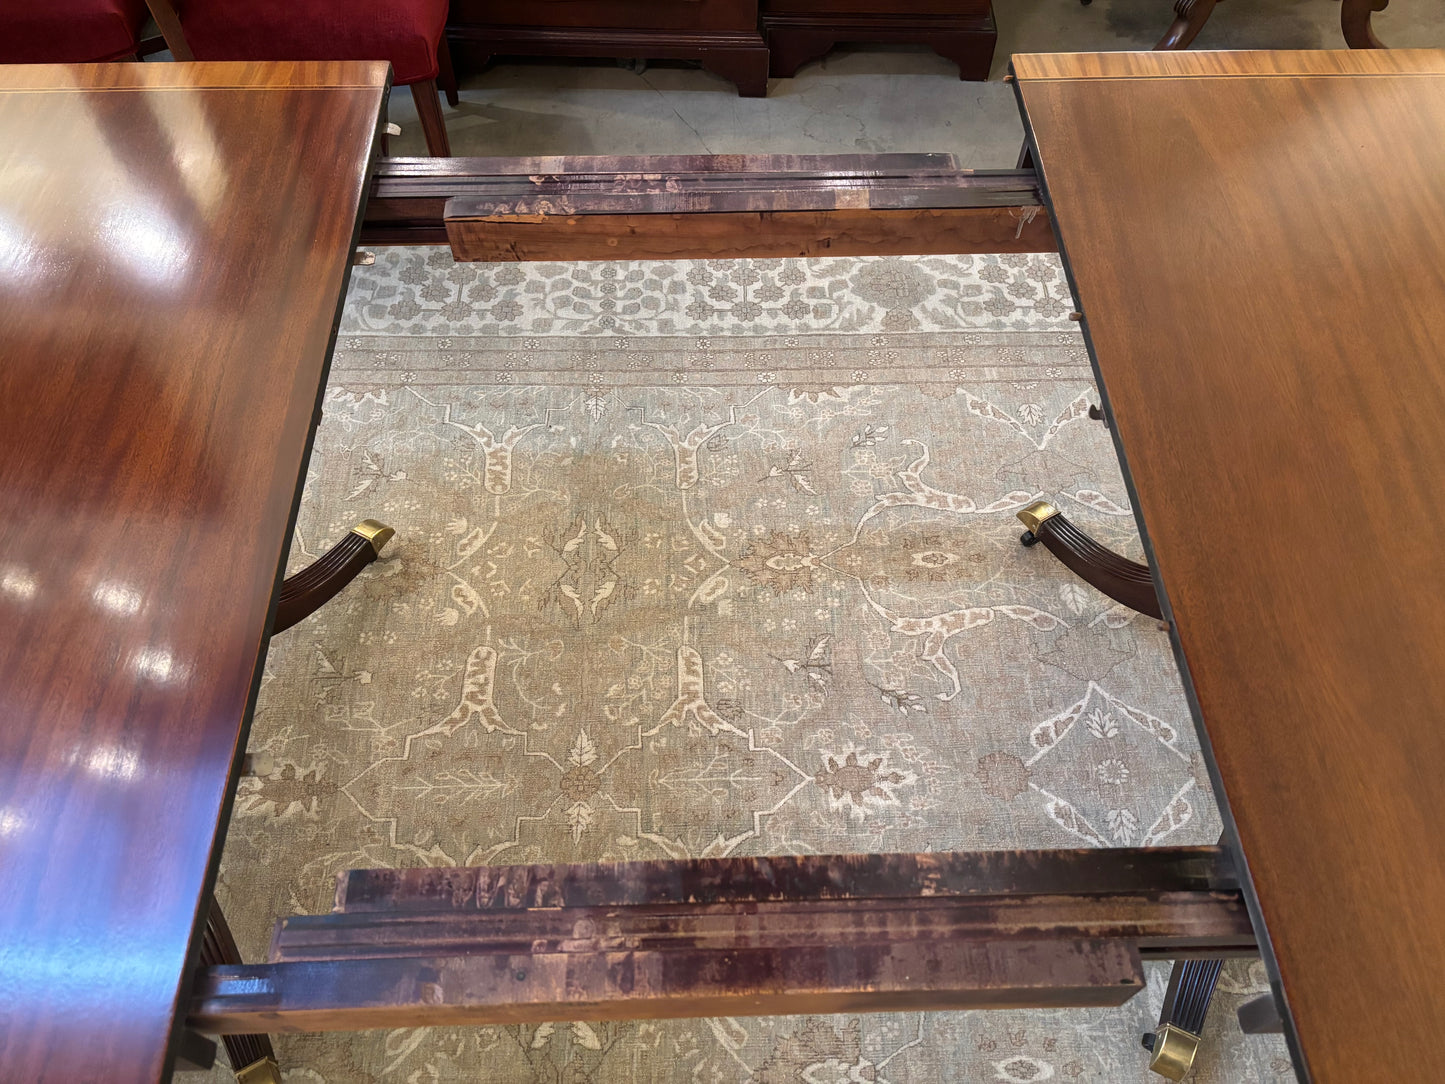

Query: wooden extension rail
(360, 154), (1055, 260)
(189, 847), (1253, 1034)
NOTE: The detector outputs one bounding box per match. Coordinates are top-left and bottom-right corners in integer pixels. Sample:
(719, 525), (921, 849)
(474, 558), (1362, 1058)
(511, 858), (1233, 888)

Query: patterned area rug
(211, 249), (1293, 1083)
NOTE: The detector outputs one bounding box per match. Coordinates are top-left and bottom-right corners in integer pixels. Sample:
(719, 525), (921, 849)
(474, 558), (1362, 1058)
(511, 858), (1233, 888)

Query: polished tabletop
(1013, 49), (1445, 1083)
(0, 62), (387, 1082)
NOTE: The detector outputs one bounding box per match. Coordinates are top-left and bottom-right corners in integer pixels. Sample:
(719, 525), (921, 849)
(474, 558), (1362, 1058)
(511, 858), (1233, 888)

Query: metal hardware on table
(1017, 499), (1059, 546)
(1143, 1022), (1201, 1080)
(235, 1055), (283, 1084)
(351, 518), (396, 556)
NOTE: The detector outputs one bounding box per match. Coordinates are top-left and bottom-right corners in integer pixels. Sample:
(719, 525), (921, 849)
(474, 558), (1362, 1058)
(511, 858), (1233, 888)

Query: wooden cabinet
(444, 0), (996, 96)
(762, 0), (996, 80)
(446, 0), (770, 96)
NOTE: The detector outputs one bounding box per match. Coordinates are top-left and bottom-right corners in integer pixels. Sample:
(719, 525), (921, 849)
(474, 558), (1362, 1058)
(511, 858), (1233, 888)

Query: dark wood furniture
(362, 153), (1053, 256)
(16, 50), (1442, 1081)
(446, 0), (770, 97)
(1011, 48), (1445, 1082)
(1157, 0), (1399, 50)
(204, 521), (396, 1084)
(0, 61), (388, 1084)
(199, 902), (281, 1083)
(192, 848), (1255, 1031)
(1017, 500), (1163, 621)
(443, 0), (998, 93)
(275, 520), (395, 635)
(762, 0), (996, 80)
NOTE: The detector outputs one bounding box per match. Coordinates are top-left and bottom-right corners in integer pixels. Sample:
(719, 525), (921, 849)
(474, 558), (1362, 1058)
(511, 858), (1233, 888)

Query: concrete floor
(388, 0), (1439, 165)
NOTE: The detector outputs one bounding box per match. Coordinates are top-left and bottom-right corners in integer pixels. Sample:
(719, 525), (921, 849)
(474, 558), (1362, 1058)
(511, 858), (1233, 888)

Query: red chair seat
(179, 0), (448, 85)
(0, 0), (147, 63)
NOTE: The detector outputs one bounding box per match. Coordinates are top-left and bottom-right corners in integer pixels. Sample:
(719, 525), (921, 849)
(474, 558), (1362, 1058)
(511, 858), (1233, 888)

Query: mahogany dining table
(1011, 48), (1445, 1082)
(7, 44), (1445, 1084)
(0, 61), (388, 1083)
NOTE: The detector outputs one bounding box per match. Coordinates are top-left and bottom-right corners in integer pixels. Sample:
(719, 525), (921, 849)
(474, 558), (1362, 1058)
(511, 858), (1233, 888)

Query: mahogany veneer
(1013, 48), (1445, 1083)
(0, 61), (387, 1083)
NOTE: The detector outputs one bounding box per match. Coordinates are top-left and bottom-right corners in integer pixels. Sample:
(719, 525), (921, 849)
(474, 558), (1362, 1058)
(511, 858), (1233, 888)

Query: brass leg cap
(1148, 1023), (1201, 1080)
(236, 1056), (282, 1084)
(1016, 500), (1060, 534)
(351, 519), (395, 555)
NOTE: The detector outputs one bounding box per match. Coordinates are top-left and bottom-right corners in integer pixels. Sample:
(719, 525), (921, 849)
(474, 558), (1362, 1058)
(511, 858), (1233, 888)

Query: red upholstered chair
(0, 0), (149, 62)
(155, 0), (457, 155)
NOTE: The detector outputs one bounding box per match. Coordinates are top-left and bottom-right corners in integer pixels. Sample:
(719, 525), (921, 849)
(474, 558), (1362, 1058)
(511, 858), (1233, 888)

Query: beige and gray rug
(209, 249), (1293, 1083)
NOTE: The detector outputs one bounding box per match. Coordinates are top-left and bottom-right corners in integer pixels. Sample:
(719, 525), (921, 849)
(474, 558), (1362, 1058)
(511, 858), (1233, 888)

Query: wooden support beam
(359, 155), (1055, 257)
(188, 849), (1251, 1035)
(443, 206), (1053, 261)
(270, 894), (1254, 964)
(333, 847), (1238, 911)
(191, 939), (1145, 1034)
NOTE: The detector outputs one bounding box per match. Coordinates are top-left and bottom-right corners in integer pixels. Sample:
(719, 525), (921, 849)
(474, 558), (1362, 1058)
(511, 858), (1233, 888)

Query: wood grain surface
(445, 206), (1054, 260)
(0, 61), (387, 1084)
(334, 847), (1238, 910)
(1014, 47), (1445, 79)
(1013, 48), (1445, 1083)
(271, 895), (1255, 962)
(191, 939), (1146, 1033)
(184, 847), (1246, 1032)
(362, 154), (1051, 252)
(186, 849), (1248, 1034)
(380, 155), (1037, 215)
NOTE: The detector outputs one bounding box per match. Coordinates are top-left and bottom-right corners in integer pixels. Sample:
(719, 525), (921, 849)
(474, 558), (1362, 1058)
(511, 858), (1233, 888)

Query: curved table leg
(1017, 501), (1163, 620)
(1143, 958), (1224, 1080)
(273, 519), (394, 635)
(1342, 0), (1389, 48)
(1156, 0), (1222, 50)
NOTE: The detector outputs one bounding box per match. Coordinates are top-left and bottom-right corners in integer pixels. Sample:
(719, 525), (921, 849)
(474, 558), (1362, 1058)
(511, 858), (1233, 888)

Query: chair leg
(1341, 0), (1389, 48)
(142, 0), (195, 60)
(409, 78), (452, 157)
(437, 35), (460, 106)
(1155, 0), (1221, 50)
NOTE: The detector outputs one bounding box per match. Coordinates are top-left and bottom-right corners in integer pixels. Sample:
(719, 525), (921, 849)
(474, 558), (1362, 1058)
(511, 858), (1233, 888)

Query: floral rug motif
(211, 249), (1293, 1083)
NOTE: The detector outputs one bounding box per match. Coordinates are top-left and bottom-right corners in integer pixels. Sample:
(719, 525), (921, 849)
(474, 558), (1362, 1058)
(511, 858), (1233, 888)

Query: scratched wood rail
(359, 153), (1056, 258)
(189, 848), (1253, 1033)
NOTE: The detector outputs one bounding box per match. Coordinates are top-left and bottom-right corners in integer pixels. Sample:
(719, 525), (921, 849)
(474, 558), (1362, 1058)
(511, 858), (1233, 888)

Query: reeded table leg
(1341, 0), (1389, 48)
(273, 519), (394, 634)
(1143, 959), (1224, 1080)
(1156, 0), (1222, 49)
(1016, 501), (1163, 620)
(202, 900), (281, 1084)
